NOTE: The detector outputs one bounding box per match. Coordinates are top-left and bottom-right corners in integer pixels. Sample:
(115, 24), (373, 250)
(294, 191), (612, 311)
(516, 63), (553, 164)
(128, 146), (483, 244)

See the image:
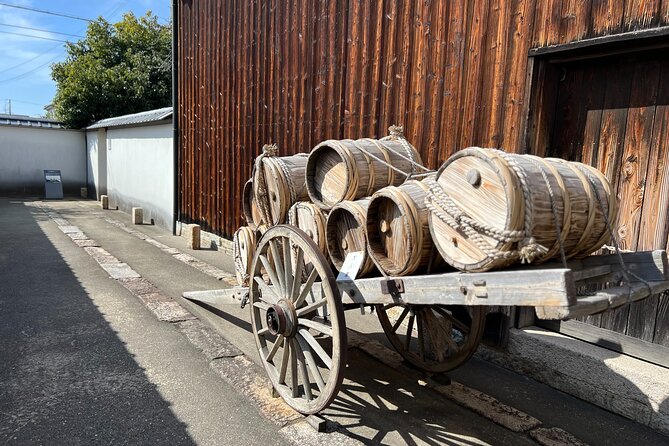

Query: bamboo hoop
(233, 226), (257, 286)
(242, 179), (261, 230)
(326, 198), (376, 276)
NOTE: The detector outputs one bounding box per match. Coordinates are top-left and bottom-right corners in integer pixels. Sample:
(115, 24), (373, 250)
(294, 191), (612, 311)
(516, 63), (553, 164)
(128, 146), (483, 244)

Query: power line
(0, 30), (69, 42)
(0, 2), (93, 22)
(0, 23), (83, 38)
(0, 42), (62, 74)
(0, 52), (63, 85)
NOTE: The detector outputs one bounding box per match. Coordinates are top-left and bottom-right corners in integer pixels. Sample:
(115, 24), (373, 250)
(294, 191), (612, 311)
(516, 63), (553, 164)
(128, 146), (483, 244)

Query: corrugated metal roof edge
(0, 114), (67, 129)
(86, 106), (173, 130)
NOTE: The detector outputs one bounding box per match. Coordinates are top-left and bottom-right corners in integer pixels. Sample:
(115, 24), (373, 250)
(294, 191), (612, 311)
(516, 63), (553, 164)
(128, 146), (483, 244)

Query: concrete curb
(476, 327), (669, 436)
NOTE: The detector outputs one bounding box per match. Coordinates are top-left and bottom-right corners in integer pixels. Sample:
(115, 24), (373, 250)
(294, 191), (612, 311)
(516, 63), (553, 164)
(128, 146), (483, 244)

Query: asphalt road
(0, 198), (288, 445)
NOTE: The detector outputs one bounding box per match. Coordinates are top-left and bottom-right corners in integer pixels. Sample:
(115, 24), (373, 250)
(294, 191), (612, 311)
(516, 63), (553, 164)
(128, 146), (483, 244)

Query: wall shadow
(0, 199), (196, 445)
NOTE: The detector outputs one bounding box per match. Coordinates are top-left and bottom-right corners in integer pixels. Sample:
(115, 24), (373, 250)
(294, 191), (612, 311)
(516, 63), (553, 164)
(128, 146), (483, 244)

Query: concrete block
(132, 207), (143, 225)
(100, 195), (109, 209)
(80, 187), (87, 198)
(184, 224), (201, 250)
(476, 327), (669, 435)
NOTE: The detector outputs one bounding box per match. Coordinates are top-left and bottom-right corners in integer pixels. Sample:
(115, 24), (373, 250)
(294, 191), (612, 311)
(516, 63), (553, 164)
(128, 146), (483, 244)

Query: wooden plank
(423, 0), (449, 168)
(503, 0), (537, 153)
(590, 0), (625, 36)
(624, 0), (661, 30)
(554, 319), (669, 368)
(438, 0), (469, 163)
(615, 60), (661, 251)
(559, 0), (591, 42)
(531, 0), (562, 47)
(619, 60), (663, 341)
(458, 0), (489, 148)
(475, 0), (510, 148)
(592, 56), (635, 330)
(406, 0), (429, 149)
(549, 66), (585, 159)
(536, 280), (669, 320)
(338, 268), (575, 307)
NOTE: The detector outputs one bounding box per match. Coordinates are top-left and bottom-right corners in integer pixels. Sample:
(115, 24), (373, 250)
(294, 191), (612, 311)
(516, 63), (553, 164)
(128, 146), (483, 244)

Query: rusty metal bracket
(380, 278), (405, 296)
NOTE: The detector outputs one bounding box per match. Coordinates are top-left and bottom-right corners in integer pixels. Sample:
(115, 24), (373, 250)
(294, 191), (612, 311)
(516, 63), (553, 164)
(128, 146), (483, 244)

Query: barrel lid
(306, 141), (350, 209)
(367, 185), (420, 275)
(428, 148), (523, 271)
(326, 199), (370, 270)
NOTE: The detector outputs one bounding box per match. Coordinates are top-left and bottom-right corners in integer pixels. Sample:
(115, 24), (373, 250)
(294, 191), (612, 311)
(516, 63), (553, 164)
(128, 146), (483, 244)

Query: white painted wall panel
(106, 123), (173, 230)
(0, 126), (86, 194)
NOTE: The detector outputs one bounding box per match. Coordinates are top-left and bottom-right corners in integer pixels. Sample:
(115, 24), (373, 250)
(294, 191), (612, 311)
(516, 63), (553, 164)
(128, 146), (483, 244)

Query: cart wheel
(249, 225), (346, 414)
(376, 304), (486, 373)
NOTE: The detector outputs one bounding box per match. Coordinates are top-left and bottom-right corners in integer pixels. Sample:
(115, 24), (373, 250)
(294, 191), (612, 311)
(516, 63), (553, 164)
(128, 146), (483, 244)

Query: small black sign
(44, 169), (63, 199)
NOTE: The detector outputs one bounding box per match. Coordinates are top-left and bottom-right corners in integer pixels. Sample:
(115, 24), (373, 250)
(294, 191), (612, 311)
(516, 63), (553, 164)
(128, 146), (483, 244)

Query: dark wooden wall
(177, 0), (669, 348)
(177, 0), (669, 236)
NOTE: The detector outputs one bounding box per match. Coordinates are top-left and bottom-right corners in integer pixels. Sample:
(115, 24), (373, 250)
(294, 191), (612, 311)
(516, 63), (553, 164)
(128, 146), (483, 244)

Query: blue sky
(0, 1), (171, 117)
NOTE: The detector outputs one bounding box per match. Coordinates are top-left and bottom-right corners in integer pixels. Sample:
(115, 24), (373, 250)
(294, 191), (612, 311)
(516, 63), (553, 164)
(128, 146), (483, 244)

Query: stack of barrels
(234, 134), (616, 285)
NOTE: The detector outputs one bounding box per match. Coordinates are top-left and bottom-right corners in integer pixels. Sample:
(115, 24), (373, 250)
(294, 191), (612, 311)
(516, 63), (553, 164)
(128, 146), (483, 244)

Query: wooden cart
(184, 225), (669, 415)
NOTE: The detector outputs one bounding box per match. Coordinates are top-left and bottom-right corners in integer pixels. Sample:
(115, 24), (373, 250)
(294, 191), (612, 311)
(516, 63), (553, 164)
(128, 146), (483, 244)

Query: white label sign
(336, 251), (365, 283)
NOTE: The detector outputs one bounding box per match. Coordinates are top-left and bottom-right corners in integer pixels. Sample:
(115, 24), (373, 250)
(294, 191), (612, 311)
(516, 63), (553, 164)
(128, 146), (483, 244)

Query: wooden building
(175, 1), (669, 359)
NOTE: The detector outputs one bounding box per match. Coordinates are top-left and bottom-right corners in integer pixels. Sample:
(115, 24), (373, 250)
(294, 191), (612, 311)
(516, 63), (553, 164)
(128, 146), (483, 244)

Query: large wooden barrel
(242, 179), (262, 230)
(233, 226), (256, 286)
(366, 178), (443, 276)
(326, 198), (375, 277)
(306, 135), (423, 210)
(426, 148), (615, 272)
(288, 201), (328, 255)
(253, 149), (309, 226)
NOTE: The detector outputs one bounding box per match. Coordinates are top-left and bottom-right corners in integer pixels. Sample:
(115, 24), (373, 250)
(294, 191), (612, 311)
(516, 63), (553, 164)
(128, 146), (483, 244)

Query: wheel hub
(266, 299), (297, 337)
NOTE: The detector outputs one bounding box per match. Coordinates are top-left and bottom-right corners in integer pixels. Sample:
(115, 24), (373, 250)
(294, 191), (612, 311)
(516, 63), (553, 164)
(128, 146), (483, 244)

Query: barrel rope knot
(254, 144), (279, 225)
(262, 143), (279, 157)
(517, 237), (548, 264)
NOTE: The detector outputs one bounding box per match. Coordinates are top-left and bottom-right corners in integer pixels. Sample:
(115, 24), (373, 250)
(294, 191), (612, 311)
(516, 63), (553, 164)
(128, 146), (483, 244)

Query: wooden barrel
(306, 135), (423, 210)
(288, 202), (328, 255)
(366, 178), (443, 276)
(233, 226), (256, 286)
(242, 179), (262, 230)
(326, 198), (375, 276)
(253, 151), (309, 226)
(427, 148), (614, 272)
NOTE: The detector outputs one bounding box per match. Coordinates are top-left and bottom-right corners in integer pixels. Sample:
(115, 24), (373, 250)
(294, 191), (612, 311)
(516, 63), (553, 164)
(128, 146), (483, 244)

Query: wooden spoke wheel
(249, 225), (346, 414)
(376, 304), (486, 373)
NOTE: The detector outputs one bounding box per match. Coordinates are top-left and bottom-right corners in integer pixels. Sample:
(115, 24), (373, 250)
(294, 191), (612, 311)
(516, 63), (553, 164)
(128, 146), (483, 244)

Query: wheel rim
(250, 225), (346, 414)
(376, 304), (486, 373)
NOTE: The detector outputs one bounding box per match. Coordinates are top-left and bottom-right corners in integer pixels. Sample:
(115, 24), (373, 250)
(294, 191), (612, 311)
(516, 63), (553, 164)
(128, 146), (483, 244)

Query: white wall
(105, 123), (173, 230)
(86, 129), (107, 199)
(0, 126), (86, 195)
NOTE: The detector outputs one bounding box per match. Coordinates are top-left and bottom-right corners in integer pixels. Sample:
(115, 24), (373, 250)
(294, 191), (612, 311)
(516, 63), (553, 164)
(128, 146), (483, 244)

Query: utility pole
(8, 99), (11, 115)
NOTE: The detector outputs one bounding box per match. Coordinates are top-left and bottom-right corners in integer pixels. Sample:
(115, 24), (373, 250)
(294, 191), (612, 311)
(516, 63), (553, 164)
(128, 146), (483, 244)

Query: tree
(51, 12), (171, 129)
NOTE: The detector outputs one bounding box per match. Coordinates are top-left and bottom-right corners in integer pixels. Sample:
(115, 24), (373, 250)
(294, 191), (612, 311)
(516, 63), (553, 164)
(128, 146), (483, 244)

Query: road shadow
(0, 199), (196, 445)
(322, 349), (535, 446)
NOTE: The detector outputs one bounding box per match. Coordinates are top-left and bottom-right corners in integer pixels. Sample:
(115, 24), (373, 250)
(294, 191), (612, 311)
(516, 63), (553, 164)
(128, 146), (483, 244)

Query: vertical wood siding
(178, 0), (669, 347)
(177, 0), (669, 237)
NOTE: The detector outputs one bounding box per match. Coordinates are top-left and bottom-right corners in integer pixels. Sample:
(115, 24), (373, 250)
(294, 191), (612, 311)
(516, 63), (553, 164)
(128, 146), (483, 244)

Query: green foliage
(51, 12), (171, 129)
